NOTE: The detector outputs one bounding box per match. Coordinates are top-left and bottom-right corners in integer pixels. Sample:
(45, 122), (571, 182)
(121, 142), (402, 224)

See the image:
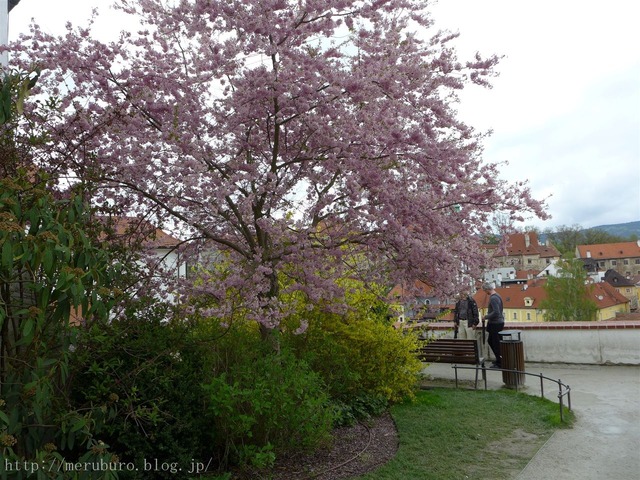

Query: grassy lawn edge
(354, 387), (574, 480)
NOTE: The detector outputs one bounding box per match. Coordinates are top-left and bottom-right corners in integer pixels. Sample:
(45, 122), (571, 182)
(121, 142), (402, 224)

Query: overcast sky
(8, 0), (640, 231)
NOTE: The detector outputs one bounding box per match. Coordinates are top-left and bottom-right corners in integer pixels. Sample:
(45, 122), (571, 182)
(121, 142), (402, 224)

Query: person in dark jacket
(453, 291), (480, 338)
(482, 282), (504, 368)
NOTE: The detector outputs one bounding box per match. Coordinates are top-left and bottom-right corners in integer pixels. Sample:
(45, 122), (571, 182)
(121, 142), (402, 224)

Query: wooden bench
(417, 338), (486, 389)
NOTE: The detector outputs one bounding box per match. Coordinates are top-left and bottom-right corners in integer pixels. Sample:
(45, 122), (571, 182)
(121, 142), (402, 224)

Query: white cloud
(430, 0), (640, 230)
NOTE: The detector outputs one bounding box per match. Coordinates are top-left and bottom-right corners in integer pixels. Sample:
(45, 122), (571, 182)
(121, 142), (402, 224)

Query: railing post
(558, 378), (564, 422)
(443, 367), (571, 421)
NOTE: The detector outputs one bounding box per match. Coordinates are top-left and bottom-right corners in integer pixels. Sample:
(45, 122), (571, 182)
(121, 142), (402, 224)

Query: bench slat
(417, 339), (482, 365)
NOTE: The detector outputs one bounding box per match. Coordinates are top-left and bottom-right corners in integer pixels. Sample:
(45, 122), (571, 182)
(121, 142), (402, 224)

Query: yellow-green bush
(284, 282), (422, 406)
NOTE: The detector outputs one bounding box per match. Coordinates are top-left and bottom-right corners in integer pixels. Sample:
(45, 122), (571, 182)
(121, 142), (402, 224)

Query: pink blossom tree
(8, 0), (547, 336)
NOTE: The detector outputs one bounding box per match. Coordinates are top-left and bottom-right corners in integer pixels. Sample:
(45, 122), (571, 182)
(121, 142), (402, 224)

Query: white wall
(520, 329), (640, 365)
(418, 323), (640, 365)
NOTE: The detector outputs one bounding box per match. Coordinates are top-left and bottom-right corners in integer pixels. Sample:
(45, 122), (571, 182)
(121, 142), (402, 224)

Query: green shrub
(0, 171), (121, 479)
(295, 314), (421, 401)
(203, 343), (334, 468)
(68, 300), (217, 479)
(284, 281), (422, 411)
(331, 393), (389, 427)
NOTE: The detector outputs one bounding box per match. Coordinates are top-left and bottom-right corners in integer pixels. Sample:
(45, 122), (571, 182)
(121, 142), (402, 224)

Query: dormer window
(524, 297), (533, 307)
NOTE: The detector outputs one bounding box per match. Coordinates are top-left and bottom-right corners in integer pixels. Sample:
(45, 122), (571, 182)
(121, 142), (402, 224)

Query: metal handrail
(451, 365), (572, 422)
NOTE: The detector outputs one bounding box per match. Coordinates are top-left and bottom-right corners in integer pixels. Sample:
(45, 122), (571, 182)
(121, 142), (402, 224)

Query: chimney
(525, 233), (530, 248)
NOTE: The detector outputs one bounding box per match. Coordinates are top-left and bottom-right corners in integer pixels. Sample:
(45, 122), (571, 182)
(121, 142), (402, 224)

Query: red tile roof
(474, 285), (546, 310)
(589, 282), (630, 308)
(99, 216), (180, 249)
(576, 241), (640, 260)
(501, 232), (561, 258)
(472, 282), (628, 311)
(387, 280), (434, 301)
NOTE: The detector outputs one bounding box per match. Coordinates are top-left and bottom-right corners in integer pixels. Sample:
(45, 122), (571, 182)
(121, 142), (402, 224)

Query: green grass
(354, 387), (574, 480)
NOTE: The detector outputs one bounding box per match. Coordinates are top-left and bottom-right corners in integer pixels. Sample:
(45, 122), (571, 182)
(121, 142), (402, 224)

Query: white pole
(0, 0), (8, 67)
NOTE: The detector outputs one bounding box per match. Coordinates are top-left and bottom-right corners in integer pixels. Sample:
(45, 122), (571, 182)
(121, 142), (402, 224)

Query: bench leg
(481, 362), (487, 390)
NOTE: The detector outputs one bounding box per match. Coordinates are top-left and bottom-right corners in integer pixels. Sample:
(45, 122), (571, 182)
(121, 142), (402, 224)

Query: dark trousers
(486, 323), (504, 366)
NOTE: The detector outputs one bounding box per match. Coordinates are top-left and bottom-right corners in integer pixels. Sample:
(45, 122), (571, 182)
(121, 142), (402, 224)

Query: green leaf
(38, 288), (50, 311)
(43, 248), (54, 276)
(0, 409), (9, 425)
(71, 417), (86, 433)
(22, 317), (35, 338)
(1, 241), (13, 270)
(67, 428), (75, 449)
(0, 82), (12, 124)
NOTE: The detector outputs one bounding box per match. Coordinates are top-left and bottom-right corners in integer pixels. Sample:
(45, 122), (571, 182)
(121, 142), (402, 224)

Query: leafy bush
(0, 171), (121, 479)
(71, 302), (334, 477)
(331, 393), (390, 427)
(202, 324), (334, 469)
(68, 300), (217, 479)
(284, 281), (422, 415)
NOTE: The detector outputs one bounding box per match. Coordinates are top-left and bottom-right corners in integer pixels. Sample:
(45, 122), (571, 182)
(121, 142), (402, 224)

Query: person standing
(453, 291), (480, 342)
(481, 282), (504, 368)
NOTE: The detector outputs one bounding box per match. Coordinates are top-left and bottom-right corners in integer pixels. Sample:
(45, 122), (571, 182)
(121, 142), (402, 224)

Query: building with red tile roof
(472, 280), (629, 322)
(487, 232), (561, 271)
(603, 269), (638, 310)
(575, 241), (640, 277)
(99, 216), (181, 249)
(387, 280), (450, 322)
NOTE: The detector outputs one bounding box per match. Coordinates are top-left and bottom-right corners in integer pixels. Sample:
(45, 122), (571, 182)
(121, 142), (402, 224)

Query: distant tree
(540, 256), (597, 321)
(544, 225), (633, 257)
(10, 0), (548, 338)
(581, 228), (629, 245)
(522, 225), (541, 235)
(543, 224), (583, 256)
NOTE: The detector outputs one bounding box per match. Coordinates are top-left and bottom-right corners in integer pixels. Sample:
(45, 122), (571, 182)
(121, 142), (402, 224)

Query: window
(611, 260), (617, 266)
(626, 288), (631, 294)
(599, 261), (605, 267)
(624, 259), (629, 265)
(526, 312), (531, 320)
(635, 259), (640, 265)
(527, 259), (532, 264)
(512, 312), (517, 320)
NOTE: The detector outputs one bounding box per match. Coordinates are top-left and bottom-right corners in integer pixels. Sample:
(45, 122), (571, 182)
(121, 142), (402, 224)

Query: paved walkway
(422, 362), (640, 480)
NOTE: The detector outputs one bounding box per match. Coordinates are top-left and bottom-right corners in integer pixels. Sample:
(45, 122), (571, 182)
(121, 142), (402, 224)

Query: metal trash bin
(499, 330), (525, 388)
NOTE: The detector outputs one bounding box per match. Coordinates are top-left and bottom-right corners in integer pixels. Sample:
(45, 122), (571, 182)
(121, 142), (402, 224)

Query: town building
(387, 280), (448, 323)
(603, 269), (639, 311)
(473, 280), (630, 322)
(99, 216), (186, 280)
(575, 241), (640, 278)
(485, 232), (561, 271)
